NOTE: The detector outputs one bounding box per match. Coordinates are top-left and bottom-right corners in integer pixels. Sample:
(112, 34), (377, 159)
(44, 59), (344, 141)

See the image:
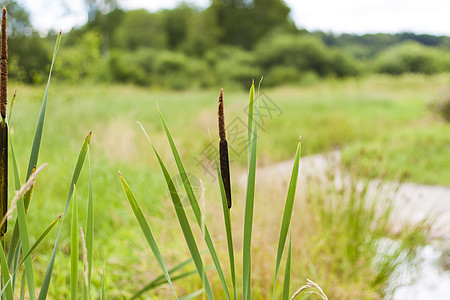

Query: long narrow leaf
(0, 215), (62, 298)
(18, 215), (62, 270)
(133, 269), (198, 299)
(16, 180), (36, 299)
(180, 289), (205, 300)
(86, 149), (94, 291)
(8, 31), (61, 273)
(119, 173), (178, 299)
(144, 136), (214, 299)
(247, 82), (254, 162)
(101, 266), (106, 300)
(71, 185), (79, 300)
(131, 255), (195, 299)
(7, 135), (21, 289)
(272, 139), (301, 298)
(25, 32), (61, 183)
(281, 234), (292, 300)
(243, 82), (258, 300)
(0, 241), (14, 300)
(153, 107), (231, 299)
(20, 269), (26, 300)
(38, 131), (91, 300)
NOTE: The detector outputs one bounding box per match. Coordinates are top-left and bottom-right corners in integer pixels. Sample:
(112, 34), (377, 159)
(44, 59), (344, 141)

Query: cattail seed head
(218, 88), (226, 140)
(1, 8), (6, 60)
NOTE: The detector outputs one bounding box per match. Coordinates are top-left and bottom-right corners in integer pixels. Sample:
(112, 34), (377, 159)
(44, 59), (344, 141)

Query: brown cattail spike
(1, 7), (6, 60)
(218, 88), (226, 140)
(217, 88), (232, 208)
(0, 7), (7, 120)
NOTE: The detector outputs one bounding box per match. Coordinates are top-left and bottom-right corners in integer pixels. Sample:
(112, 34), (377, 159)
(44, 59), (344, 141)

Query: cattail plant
(0, 6), (8, 241)
(218, 88), (232, 209)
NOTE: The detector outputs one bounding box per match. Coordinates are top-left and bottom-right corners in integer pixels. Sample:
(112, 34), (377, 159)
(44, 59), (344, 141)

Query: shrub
(208, 46), (261, 88)
(55, 30), (105, 82)
(374, 41), (450, 74)
(255, 34), (359, 80)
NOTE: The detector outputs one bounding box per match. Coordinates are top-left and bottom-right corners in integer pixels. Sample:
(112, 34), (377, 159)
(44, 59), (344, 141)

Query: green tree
(112, 9), (167, 50)
(210, 0), (293, 49)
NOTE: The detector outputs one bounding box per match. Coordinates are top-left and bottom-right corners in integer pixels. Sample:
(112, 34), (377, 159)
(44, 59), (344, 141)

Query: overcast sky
(17, 0), (450, 36)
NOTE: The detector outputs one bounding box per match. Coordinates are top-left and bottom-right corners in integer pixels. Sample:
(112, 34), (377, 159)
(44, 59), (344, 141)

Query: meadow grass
(3, 73), (445, 298)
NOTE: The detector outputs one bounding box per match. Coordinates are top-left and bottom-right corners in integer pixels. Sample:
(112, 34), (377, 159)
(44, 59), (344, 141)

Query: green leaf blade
(154, 109), (231, 299)
(86, 149), (94, 291)
(151, 144), (214, 299)
(38, 131), (91, 300)
(272, 140), (301, 298)
(0, 241), (14, 300)
(243, 82), (258, 300)
(281, 234), (292, 300)
(119, 173), (179, 299)
(71, 185), (79, 300)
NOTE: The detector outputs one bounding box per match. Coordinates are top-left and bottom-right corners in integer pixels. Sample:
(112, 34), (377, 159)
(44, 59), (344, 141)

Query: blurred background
(4, 0), (450, 88)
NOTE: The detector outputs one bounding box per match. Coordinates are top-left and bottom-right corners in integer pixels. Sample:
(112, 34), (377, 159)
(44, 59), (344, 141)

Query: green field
(6, 73), (448, 298)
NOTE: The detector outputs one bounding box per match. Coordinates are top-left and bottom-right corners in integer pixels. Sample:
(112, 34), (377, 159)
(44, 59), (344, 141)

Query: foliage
(374, 41), (450, 74)
(255, 34), (360, 84)
(55, 31), (105, 82)
(5, 1), (450, 88)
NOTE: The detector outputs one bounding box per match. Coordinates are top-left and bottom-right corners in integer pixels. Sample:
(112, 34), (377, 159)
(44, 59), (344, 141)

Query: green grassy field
(5, 74), (448, 298)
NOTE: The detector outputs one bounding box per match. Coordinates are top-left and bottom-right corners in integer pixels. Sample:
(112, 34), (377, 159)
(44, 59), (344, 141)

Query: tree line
(5, 0), (450, 88)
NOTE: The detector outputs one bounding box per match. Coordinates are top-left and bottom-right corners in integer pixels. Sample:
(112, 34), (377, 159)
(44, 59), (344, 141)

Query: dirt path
(239, 151), (450, 239)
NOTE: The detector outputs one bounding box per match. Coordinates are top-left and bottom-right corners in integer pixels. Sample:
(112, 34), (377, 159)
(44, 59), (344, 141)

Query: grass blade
(133, 269), (199, 299)
(247, 82), (254, 162)
(153, 107), (231, 299)
(208, 131), (236, 299)
(16, 177), (36, 300)
(0, 215), (61, 297)
(180, 289), (205, 300)
(86, 149), (94, 292)
(119, 173), (179, 299)
(143, 134), (214, 299)
(19, 215), (61, 270)
(6, 134), (21, 287)
(25, 32), (61, 185)
(272, 139), (301, 297)
(71, 185), (79, 300)
(243, 82), (258, 300)
(7, 31), (61, 272)
(281, 234), (292, 300)
(38, 131), (91, 300)
(131, 255), (195, 299)
(0, 240), (13, 300)
(20, 269), (26, 300)
(101, 266), (106, 300)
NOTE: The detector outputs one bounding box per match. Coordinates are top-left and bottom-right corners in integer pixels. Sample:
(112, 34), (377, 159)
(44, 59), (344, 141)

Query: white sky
(17, 0), (450, 36)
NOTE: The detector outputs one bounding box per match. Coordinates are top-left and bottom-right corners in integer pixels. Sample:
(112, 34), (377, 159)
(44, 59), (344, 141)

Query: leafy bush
(207, 46), (261, 88)
(255, 34), (359, 82)
(109, 49), (214, 89)
(374, 41), (450, 74)
(55, 31), (105, 82)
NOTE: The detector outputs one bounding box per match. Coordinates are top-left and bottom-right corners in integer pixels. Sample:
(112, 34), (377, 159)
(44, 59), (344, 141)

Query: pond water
(388, 241), (450, 300)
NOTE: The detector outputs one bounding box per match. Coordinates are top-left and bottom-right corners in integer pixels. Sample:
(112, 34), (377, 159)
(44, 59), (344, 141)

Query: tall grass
(0, 8), (98, 299)
(120, 79), (427, 299)
(120, 83), (314, 299)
